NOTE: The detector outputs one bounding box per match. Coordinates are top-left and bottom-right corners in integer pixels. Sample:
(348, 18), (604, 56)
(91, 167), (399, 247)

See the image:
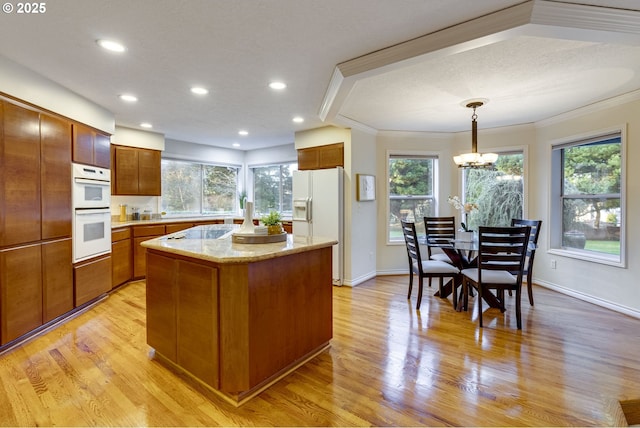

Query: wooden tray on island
(231, 231), (287, 244)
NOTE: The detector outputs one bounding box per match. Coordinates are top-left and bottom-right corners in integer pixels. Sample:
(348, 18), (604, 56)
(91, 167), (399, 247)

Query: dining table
(424, 235), (503, 311)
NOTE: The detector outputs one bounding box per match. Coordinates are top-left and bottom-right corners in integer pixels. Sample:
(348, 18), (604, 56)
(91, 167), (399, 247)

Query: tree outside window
(388, 155), (436, 241)
(555, 135), (621, 257)
(161, 159), (239, 215)
(463, 152), (524, 231)
(252, 163), (296, 216)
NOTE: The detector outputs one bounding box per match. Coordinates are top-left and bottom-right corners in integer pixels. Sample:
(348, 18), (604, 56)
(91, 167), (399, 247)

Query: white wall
(0, 55), (114, 133)
(348, 128), (377, 285)
(112, 126), (165, 150)
(533, 97), (640, 318)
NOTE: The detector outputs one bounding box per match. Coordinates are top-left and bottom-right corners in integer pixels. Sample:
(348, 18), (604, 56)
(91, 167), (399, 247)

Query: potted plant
(261, 210), (283, 235)
(238, 190), (247, 212)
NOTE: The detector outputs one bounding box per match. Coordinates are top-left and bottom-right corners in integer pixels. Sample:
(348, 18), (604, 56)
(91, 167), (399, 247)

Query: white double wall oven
(72, 163), (111, 263)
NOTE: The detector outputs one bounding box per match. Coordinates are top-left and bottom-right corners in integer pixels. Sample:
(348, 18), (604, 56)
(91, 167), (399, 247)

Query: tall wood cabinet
(111, 145), (161, 196)
(0, 98), (74, 346)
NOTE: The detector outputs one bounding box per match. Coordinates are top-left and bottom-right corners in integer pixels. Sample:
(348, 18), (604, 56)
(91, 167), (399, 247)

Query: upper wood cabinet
(41, 114), (72, 240)
(72, 123), (111, 168)
(111, 145), (161, 196)
(297, 142), (344, 170)
(0, 100), (42, 246)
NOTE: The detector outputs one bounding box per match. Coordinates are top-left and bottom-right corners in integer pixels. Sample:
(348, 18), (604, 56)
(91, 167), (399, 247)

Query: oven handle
(74, 177), (110, 186)
(75, 208), (111, 216)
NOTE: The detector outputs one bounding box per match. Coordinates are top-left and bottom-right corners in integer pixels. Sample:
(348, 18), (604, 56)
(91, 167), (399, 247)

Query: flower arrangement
(447, 196), (478, 231)
(260, 210), (283, 234)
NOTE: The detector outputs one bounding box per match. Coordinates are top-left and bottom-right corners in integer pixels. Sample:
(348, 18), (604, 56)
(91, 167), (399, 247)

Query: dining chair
(460, 226), (531, 329)
(423, 216), (456, 263)
(400, 220), (461, 310)
(510, 219), (542, 306)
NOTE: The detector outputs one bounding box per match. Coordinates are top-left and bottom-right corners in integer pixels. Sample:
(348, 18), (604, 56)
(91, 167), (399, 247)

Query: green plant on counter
(238, 190), (247, 209)
(260, 210), (282, 226)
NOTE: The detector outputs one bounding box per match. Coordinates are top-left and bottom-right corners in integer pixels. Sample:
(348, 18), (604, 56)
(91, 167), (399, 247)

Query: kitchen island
(140, 224), (336, 406)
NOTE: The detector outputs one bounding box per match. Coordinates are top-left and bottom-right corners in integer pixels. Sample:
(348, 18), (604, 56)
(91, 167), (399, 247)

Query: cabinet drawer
(112, 227), (131, 242)
(133, 225), (166, 237)
(74, 255), (111, 306)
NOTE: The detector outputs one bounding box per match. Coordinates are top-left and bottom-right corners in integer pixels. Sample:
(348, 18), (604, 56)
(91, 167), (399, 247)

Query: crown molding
(319, 0), (640, 127)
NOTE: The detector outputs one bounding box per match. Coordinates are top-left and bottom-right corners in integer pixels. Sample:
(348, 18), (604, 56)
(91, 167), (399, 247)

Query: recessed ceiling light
(140, 122), (153, 129)
(119, 94), (138, 102)
(269, 81), (286, 90)
(292, 116), (304, 123)
(238, 130), (249, 136)
(232, 143), (241, 148)
(191, 87), (209, 95)
(97, 39), (126, 53)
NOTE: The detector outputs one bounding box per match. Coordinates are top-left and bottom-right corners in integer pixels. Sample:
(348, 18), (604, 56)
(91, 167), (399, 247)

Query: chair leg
(527, 278), (535, 306)
(416, 276), (424, 310)
(477, 284), (483, 328)
(516, 286), (522, 330)
(451, 276), (458, 311)
(407, 270), (414, 300)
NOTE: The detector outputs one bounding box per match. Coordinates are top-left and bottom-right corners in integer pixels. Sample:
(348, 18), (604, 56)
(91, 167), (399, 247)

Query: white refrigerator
(292, 167), (344, 285)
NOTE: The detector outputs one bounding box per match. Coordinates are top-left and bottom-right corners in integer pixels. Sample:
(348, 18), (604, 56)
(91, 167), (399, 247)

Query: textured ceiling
(0, 0), (639, 150)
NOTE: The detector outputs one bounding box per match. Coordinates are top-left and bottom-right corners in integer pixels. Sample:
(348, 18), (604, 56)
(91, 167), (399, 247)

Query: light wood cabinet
(112, 145), (161, 196)
(133, 224), (166, 278)
(73, 255), (111, 306)
(72, 123), (110, 168)
(42, 238), (73, 323)
(297, 142), (344, 170)
(0, 244), (43, 345)
(0, 100), (41, 247)
(147, 252), (219, 387)
(112, 228), (132, 289)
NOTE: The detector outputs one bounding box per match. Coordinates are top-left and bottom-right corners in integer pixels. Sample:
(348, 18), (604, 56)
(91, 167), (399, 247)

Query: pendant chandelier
(453, 101), (498, 169)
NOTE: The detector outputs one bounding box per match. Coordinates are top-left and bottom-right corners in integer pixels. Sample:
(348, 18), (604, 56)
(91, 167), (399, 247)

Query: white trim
(547, 125), (626, 268)
(342, 271), (377, 287)
(535, 279), (640, 320)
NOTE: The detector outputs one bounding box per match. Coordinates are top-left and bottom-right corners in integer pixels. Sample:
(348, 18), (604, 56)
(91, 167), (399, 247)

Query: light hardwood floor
(0, 276), (638, 426)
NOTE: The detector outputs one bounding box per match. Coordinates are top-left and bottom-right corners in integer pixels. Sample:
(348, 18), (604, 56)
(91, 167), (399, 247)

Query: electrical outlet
(550, 260), (557, 269)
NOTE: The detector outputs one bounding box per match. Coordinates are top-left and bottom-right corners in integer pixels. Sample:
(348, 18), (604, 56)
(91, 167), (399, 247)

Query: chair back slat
(401, 220), (422, 266)
(424, 216), (456, 241)
(478, 226), (530, 275)
(511, 218), (542, 256)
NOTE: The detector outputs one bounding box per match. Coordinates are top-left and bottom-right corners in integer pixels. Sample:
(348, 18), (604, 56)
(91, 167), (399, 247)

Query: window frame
(548, 126), (626, 268)
(249, 162), (298, 217)
(386, 150), (439, 245)
(160, 157), (241, 217)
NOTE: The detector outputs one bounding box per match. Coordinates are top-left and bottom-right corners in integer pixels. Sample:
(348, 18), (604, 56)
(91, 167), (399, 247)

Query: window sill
(548, 248), (625, 268)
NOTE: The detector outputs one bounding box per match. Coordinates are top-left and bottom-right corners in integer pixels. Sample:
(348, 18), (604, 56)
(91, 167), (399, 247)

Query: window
(388, 154), (436, 242)
(550, 131), (624, 265)
(463, 151), (524, 231)
(161, 159), (239, 216)
(252, 163), (297, 217)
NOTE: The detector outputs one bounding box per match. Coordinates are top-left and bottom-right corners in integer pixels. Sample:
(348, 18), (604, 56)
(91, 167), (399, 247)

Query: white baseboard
(535, 279), (640, 319)
(341, 271), (377, 287)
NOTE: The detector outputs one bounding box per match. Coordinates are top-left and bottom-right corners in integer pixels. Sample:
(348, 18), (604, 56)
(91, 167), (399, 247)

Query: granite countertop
(111, 216), (293, 228)
(140, 224), (337, 264)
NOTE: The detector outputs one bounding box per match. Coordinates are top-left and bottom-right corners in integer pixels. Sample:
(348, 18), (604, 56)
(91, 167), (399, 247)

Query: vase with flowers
(447, 196), (478, 241)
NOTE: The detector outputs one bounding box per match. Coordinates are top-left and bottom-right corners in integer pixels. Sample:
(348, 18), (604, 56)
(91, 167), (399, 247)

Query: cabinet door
(42, 239), (73, 323)
(0, 101), (41, 246)
(146, 251), (178, 360)
(72, 123), (94, 165)
(112, 238), (132, 288)
(93, 132), (111, 169)
(41, 114), (72, 240)
(0, 244), (43, 345)
(74, 255), (111, 306)
(113, 145), (139, 195)
(137, 148), (161, 196)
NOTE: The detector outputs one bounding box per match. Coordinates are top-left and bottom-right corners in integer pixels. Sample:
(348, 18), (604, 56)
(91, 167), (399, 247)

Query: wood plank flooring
(0, 276), (639, 426)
